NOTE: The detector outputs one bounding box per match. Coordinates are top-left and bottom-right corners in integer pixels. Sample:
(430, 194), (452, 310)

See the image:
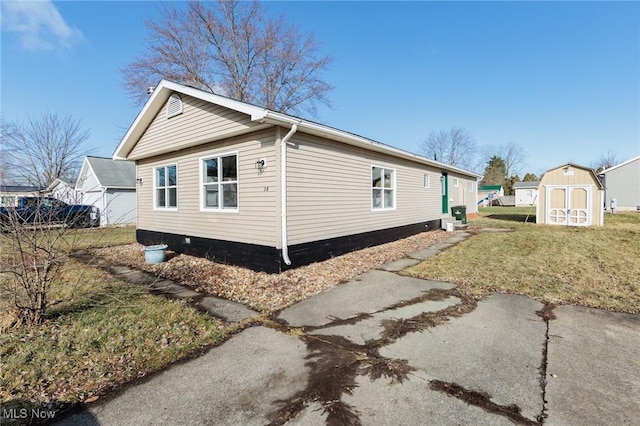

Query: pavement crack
(429, 380), (539, 426)
(376, 289), (477, 347)
(535, 304), (556, 424)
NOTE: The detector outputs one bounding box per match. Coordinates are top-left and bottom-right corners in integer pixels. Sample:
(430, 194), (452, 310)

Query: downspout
(280, 123), (298, 266)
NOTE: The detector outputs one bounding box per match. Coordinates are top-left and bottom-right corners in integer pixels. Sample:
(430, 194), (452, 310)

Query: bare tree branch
(122, 0), (333, 117)
(421, 126), (477, 171)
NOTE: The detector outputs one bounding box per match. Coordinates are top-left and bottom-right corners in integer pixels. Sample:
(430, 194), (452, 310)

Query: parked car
(0, 196), (98, 230)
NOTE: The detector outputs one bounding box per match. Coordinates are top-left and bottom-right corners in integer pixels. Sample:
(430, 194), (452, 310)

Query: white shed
(76, 157), (137, 226)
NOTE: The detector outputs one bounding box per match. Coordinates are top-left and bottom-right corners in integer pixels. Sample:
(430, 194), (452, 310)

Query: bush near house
(0, 228), (227, 420)
(404, 207), (640, 314)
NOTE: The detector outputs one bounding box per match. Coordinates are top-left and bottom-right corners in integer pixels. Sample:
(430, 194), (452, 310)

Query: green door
(441, 173), (448, 214)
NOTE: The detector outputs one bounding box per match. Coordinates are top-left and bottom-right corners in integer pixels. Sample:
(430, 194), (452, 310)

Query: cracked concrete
(54, 231), (640, 425)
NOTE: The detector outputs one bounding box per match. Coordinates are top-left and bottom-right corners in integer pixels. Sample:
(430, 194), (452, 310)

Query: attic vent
(167, 94), (183, 118)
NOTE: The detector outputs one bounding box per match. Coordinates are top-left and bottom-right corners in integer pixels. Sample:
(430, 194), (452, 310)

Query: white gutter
(280, 123), (298, 266)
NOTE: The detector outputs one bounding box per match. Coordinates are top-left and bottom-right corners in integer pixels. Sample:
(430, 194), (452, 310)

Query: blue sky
(2, 1), (639, 177)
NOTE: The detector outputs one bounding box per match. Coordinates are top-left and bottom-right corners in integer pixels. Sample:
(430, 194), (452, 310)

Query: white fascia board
(600, 155), (640, 174)
(113, 80), (268, 160)
(261, 111), (482, 180)
(74, 158), (91, 191)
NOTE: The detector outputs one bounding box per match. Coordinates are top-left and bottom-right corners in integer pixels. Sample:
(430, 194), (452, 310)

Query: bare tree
(122, 0), (333, 117)
(480, 142), (526, 177)
(1, 112), (89, 188)
(421, 126), (477, 171)
(591, 151), (619, 173)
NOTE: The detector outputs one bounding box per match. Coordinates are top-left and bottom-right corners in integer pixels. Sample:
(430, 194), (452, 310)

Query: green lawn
(404, 207), (640, 314)
(0, 227), (229, 416)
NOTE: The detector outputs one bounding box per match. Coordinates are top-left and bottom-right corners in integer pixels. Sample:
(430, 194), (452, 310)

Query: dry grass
(404, 207), (640, 314)
(94, 230), (451, 312)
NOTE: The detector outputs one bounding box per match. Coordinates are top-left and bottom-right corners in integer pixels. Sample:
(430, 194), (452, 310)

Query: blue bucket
(144, 244), (168, 264)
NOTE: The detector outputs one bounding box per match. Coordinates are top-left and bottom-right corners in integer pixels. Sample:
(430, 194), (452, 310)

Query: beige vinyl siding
(129, 94), (266, 160)
(137, 129), (278, 246)
(286, 133), (443, 245)
(447, 173), (478, 214)
(538, 166), (603, 225)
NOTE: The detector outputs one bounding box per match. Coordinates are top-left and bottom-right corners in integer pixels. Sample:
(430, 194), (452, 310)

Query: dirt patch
(92, 231), (451, 312)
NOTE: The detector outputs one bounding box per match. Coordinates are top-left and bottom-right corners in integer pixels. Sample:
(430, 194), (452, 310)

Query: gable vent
(167, 94), (183, 118)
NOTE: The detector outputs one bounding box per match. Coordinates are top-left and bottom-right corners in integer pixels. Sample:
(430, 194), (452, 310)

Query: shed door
(546, 186), (591, 226)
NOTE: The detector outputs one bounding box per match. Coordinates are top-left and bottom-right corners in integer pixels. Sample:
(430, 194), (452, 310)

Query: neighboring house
(477, 185), (504, 207)
(0, 185), (41, 207)
(76, 156), (137, 226)
(114, 80), (481, 273)
(537, 163), (604, 227)
(599, 156), (640, 212)
(45, 177), (81, 204)
(514, 181), (539, 206)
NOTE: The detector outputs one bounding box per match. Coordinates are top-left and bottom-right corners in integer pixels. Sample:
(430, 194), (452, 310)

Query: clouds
(1, 0), (83, 51)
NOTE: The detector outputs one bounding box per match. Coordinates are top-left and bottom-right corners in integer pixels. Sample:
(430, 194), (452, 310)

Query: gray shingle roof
(513, 181), (539, 189)
(87, 157), (136, 188)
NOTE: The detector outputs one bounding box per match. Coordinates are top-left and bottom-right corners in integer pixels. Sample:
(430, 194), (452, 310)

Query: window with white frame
(453, 177), (459, 187)
(467, 181), (473, 192)
(424, 174), (430, 188)
(372, 166), (395, 210)
(526, 189), (533, 197)
(155, 164), (177, 209)
(202, 153), (238, 210)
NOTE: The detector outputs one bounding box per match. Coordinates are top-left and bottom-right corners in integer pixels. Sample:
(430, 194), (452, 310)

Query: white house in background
(0, 185), (41, 207)
(45, 177), (81, 204)
(76, 156), (137, 226)
(514, 181), (539, 206)
(599, 156), (640, 212)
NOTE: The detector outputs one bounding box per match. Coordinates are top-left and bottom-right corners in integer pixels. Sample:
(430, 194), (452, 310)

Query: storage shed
(114, 80), (480, 273)
(536, 163), (604, 226)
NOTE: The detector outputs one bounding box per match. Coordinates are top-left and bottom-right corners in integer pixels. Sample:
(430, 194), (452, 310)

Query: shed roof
(83, 156), (136, 189)
(478, 185), (503, 191)
(543, 163), (604, 189)
(114, 80), (481, 179)
(513, 181), (539, 189)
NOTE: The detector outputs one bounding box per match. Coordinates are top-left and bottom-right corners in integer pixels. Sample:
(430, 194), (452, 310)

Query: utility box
(451, 205), (467, 224)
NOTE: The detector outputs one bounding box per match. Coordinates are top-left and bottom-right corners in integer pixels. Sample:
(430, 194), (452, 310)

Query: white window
(453, 177), (459, 187)
(372, 166), (395, 210)
(424, 174), (430, 188)
(467, 182), (473, 192)
(155, 164), (177, 209)
(526, 189), (533, 197)
(201, 153), (238, 211)
(167, 94), (183, 118)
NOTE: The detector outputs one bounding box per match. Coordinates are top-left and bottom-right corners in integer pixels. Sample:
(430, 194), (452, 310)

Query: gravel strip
(94, 230), (451, 312)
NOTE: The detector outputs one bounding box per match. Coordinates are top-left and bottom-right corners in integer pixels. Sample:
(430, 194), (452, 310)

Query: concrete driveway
(55, 250), (640, 425)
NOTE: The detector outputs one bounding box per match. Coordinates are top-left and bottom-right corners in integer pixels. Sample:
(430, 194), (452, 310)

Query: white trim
(153, 163), (178, 211)
(453, 177), (459, 188)
(113, 80), (481, 180)
(467, 181), (474, 192)
(198, 151), (240, 213)
(600, 155), (640, 174)
(166, 93), (183, 118)
(544, 184), (592, 226)
(371, 164), (397, 211)
(424, 174), (430, 189)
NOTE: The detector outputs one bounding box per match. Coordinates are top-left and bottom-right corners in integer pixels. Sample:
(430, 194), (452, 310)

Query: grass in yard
(404, 207), (640, 314)
(0, 228), (227, 418)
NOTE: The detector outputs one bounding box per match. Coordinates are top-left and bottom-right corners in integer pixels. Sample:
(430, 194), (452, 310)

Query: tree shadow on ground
(487, 214), (536, 223)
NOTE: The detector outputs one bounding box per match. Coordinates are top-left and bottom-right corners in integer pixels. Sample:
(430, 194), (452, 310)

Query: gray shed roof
(513, 181), (539, 189)
(86, 156), (136, 189)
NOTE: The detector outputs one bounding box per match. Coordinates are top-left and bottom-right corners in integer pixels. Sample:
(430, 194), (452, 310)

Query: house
(45, 177), (81, 204)
(76, 156), (137, 226)
(477, 185), (504, 207)
(536, 163), (604, 226)
(599, 156), (640, 212)
(514, 181), (539, 206)
(0, 185), (41, 207)
(114, 80), (480, 273)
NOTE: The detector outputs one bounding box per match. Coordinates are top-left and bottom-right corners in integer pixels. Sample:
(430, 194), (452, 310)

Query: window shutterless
(372, 166), (395, 210)
(202, 154), (238, 211)
(155, 164), (177, 209)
